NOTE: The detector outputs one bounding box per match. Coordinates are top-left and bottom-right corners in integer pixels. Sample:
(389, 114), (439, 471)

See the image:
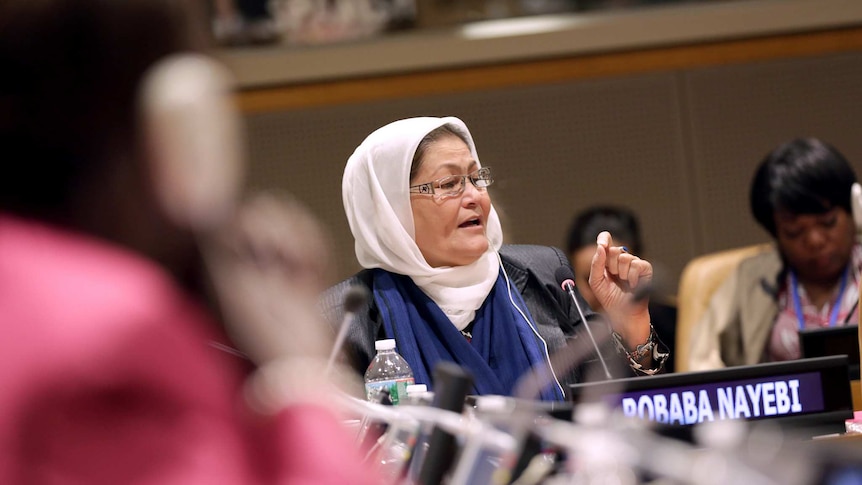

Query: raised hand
(205, 191), (335, 365)
(588, 231), (652, 348)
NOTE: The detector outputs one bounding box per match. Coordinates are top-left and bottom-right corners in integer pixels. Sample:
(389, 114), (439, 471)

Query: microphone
(554, 266), (612, 380)
(415, 362), (474, 485)
(326, 285), (370, 376)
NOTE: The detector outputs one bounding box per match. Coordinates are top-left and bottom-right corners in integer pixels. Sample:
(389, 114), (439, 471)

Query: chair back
(676, 244), (771, 373)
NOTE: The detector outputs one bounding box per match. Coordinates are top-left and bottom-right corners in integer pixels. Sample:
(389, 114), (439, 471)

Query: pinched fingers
(596, 231), (613, 250)
(606, 245), (629, 276)
(589, 240), (606, 289)
(593, 233), (652, 289)
(627, 258), (653, 288)
(590, 231), (613, 285)
(601, 243), (653, 289)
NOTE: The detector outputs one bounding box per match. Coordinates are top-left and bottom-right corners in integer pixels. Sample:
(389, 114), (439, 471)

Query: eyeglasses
(409, 167), (493, 200)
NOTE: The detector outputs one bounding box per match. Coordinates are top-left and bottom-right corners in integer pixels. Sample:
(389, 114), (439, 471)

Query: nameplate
(617, 372), (820, 425)
(569, 356), (852, 429)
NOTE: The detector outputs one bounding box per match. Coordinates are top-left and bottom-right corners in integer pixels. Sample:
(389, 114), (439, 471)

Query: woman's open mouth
(458, 217), (482, 229)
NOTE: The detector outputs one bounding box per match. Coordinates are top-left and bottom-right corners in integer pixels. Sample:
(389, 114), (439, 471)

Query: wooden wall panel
(684, 51), (862, 253)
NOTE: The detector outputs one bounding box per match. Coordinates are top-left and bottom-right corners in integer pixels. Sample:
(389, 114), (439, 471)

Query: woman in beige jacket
(689, 138), (860, 370)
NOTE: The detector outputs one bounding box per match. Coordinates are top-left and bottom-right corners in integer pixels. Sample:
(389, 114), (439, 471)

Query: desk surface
(219, 0), (862, 89)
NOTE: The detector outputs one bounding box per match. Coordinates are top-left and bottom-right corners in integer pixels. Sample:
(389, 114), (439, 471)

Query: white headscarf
(342, 116), (504, 330)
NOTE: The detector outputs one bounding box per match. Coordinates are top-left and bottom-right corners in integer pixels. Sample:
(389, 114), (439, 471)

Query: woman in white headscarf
(323, 117), (667, 400)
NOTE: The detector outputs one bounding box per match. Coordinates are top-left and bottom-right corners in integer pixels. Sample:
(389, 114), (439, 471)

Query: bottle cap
(475, 395), (510, 412)
(406, 384), (427, 395)
(375, 339), (396, 351)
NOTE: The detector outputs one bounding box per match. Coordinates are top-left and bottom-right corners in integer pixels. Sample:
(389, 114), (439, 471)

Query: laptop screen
(799, 325), (859, 378)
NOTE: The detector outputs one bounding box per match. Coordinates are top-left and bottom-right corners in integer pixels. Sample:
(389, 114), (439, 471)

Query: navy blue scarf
(371, 268), (563, 401)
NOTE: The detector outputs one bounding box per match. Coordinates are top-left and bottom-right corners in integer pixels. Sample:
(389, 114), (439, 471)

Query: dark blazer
(321, 244), (643, 390)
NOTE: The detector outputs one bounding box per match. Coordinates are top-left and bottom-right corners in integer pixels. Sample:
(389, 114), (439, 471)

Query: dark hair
(749, 138), (857, 237)
(565, 205), (642, 256)
(409, 123), (471, 182)
(0, 0), (207, 222)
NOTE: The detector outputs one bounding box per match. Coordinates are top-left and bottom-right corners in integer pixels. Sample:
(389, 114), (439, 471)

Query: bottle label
(365, 377), (415, 405)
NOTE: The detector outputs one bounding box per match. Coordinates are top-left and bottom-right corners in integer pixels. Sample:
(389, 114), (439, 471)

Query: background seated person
(689, 138), (860, 370)
(323, 116), (668, 400)
(566, 205), (677, 372)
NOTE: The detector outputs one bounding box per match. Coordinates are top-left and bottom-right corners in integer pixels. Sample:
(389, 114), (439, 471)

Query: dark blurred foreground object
(0, 0), (371, 482)
(416, 362), (474, 485)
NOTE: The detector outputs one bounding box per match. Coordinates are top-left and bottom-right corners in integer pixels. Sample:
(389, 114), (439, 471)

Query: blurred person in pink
(0, 0), (371, 483)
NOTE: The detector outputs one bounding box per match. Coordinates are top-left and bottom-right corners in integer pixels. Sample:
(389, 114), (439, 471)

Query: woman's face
(410, 135), (492, 267)
(774, 207), (855, 285)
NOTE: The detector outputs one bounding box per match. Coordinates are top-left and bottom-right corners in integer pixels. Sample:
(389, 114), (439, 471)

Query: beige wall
(240, 49), (862, 292)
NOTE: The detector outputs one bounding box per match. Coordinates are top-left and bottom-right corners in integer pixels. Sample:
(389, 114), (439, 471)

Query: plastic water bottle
(365, 339), (415, 405)
(374, 384), (427, 480)
(377, 389), (423, 481)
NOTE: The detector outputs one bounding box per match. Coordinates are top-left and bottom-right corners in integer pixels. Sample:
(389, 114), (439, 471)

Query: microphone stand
(326, 285), (369, 376)
(562, 281), (612, 380)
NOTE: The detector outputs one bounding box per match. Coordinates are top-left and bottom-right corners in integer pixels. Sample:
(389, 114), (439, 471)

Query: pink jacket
(0, 215), (371, 484)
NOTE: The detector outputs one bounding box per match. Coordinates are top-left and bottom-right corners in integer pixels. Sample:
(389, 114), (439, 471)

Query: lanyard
(790, 266), (849, 331)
